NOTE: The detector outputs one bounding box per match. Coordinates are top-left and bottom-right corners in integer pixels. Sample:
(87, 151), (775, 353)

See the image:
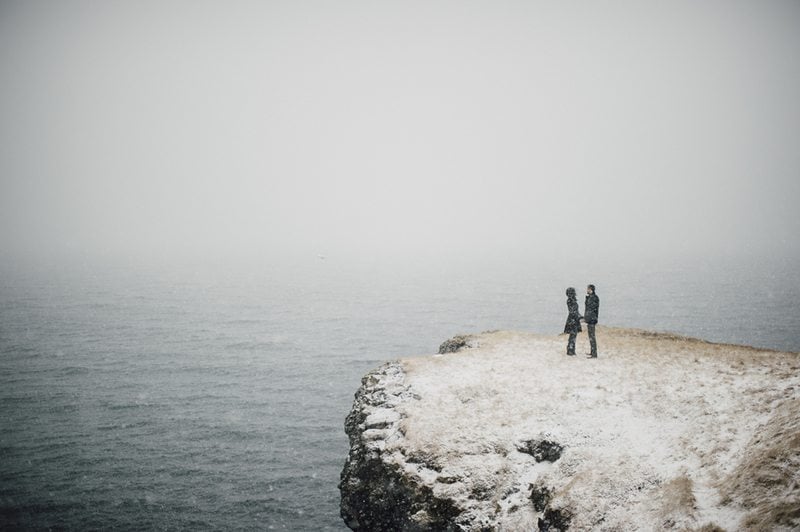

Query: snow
(382, 327), (800, 530)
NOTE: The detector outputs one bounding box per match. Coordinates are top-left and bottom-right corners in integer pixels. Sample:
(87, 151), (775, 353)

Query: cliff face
(339, 363), (462, 531)
(339, 328), (800, 531)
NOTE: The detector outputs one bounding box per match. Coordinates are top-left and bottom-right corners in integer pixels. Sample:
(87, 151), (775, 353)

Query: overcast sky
(1, 1), (798, 269)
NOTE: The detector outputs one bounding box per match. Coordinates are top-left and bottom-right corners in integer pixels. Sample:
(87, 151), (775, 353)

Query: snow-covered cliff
(339, 328), (800, 531)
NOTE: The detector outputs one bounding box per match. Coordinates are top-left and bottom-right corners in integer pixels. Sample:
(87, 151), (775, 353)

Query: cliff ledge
(339, 328), (800, 531)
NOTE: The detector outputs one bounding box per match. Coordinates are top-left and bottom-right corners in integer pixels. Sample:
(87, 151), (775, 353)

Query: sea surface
(1, 257), (798, 530)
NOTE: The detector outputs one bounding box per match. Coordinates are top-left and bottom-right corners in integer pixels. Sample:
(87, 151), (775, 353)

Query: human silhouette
(563, 287), (582, 356)
(584, 284), (600, 358)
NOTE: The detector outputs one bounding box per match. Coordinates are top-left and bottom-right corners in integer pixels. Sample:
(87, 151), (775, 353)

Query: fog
(2, 1), (799, 271)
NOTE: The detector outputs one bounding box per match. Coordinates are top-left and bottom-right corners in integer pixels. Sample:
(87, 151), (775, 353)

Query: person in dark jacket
(563, 287), (582, 356)
(584, 284), (600, 358)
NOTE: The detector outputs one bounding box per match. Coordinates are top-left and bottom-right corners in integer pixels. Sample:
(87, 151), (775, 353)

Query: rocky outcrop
(437, 335), (477, 354)
(516, 438), (564, 463)
(339, 328), (800, 531)
(339, 362), (461, 530)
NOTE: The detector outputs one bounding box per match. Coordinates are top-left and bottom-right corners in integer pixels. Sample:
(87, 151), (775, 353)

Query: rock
(438, 335), (476, 354)
(538, 507), (572, 532)
(516, 437), (563, 463)
(529, 482), (552, 512)
(364, 408), (401, 430)
(338, 362), (461, 531)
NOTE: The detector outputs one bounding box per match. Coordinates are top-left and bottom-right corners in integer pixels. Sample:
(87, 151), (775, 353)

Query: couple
(564, 284), (600, 358)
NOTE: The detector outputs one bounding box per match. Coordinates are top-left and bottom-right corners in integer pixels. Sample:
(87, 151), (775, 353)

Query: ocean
(1, 257), (798, 530)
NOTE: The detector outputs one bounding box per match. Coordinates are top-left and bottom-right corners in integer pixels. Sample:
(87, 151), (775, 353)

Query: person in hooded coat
(563, 287), (582, 356)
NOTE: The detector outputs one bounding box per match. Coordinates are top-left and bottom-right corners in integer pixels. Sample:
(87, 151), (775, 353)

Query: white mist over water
(1, 1), (799, 267)
(1, 258), (798, 529)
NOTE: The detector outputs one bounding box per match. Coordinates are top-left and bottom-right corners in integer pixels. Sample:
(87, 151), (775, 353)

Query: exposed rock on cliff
(340, 328), (800, 531)
(438, 335), (478, 354)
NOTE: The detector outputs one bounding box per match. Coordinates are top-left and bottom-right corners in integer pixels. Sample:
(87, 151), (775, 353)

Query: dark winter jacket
(584, 293), (600, 325)
(564, 296), (582, 334)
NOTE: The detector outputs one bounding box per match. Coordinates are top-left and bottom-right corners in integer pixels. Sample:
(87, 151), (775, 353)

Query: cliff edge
(339, 328), (800, 531)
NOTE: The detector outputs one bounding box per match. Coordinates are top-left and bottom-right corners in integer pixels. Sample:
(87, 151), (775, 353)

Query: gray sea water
(2, 257), (798, 530)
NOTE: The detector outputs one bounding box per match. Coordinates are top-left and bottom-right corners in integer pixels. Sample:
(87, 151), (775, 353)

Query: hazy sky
(1, 1), (799, 268)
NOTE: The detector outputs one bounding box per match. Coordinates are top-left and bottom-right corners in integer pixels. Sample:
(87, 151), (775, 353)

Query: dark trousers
(587, 324), (597, 356)
(567, 333), (577, 354)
